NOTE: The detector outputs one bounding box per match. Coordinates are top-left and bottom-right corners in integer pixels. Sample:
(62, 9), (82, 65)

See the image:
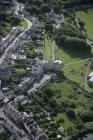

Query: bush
(80, 110), (93, 122)
(50, 99), (57, 108)
(58, 118), (65, 123)
(56, 35), (91, 53)
(85, 122), (93, 132)
(66, 108), (76, 119)
(43, 87), (54, 97)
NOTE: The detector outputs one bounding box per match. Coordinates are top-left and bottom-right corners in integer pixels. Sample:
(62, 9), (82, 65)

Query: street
(28, 74), (51, 93)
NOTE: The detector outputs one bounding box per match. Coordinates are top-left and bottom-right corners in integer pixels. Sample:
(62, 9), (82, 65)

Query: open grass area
(54, 112), (74, 129)
(47, 78), (91, 130)
(55, 45), (93, 64)
(20, 19), (28, 29)
(56, 47), (81, 64)
(50, 80), (88, 104)
(64, 59), (90, 87)
(54, 41), (93, 92)
(43, 34), (52, 60)
(76, 9), (93, 39)
(63, 59), (93, 92)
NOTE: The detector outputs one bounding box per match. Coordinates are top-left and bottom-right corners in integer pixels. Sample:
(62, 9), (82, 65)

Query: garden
(31, 74), (93, 139)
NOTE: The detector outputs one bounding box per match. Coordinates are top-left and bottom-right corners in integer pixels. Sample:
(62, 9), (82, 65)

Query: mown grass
(48, 79), (91, 130)
(76, 9), (93, 39)
(43, 34), (52, 60)
(54, 112), (74, 129)
(63, 59), (93, 93)
(56, 46), (93, 64)
(63, 59), (90, 88)
(20, 19), (28, 29)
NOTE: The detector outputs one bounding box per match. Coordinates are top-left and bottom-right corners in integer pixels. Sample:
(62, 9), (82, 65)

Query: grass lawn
(16, 68), (26, 77)
(43, 34), (52, 60)
(55, 46), (92, 64)
(64, 59), (90, 87)
(76, 9), (93, 39)
(50, 80), (88, 104)
(20, 19), (28, 30)
(54, 112), (74, 129)
(48, 79), (91, 130)
(54, 41), (93, 92)
(63, 57), (93, 93)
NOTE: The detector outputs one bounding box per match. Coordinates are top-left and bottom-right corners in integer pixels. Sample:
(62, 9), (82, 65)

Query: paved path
(84, 60), (91, 87)
(65, 57), (91, 66)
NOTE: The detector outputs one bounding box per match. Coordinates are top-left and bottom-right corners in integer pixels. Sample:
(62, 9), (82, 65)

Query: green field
(43, 34), (52, 60)
(64, 60), (90, 87)
(54, 112), (74, 129)
(55, 44), (93, 64)
(63, 59), (93, 92)
(47, 78), (91, 130)
(76, 9), (93, 39)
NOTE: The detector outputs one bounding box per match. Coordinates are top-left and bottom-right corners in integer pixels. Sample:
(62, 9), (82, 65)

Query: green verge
(43, 34), (52, 60)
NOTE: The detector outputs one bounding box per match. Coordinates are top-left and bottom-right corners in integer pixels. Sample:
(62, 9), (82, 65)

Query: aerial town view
(0, 0), (93, 140)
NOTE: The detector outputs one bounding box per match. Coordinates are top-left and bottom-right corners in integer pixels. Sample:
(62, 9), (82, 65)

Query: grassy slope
(48, 79), (90, 130)
(56, 46), (93, 64)
(76, 9), (93, 39)
(43, 34), (52, 60)
(64, 60), (89, 86)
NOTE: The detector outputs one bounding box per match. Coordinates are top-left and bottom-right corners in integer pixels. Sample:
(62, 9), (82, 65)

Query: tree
(41, 3), (50, 13)
(56, 35), (91, 53)
(66, 108), (76, 119)
(79, 21), (85, 29)
(44, 87), (53, 97)
(80, 110), (93, 122)
(33, 0), (43, 6)
(50, 99), (57, 108)
(45, 23), (53, 32)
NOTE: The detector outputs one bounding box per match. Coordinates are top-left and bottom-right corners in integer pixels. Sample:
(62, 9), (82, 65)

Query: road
(28, 74), (51, 94)
(0, 2), (32, 65)
(0, 1), (33, 138)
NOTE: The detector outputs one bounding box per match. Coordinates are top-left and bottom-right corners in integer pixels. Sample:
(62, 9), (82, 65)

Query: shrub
(66, 108), (76, 119)
(80, 110), (93, 122)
